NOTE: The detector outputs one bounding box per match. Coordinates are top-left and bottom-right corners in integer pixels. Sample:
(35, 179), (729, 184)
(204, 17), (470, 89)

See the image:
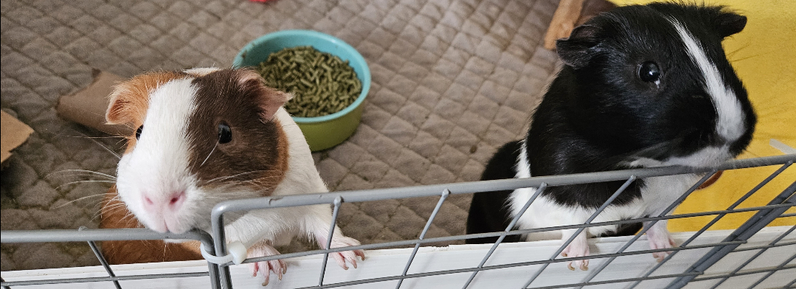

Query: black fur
(466, 3), (755, 244)
(467, 141), (524, 244)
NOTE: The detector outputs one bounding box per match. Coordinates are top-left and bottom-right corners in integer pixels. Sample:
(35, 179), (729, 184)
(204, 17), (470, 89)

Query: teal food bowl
(233, 30), (371, 152)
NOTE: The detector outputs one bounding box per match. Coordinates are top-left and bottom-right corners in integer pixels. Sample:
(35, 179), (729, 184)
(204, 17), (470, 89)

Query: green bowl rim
(232, 29), (371, 124)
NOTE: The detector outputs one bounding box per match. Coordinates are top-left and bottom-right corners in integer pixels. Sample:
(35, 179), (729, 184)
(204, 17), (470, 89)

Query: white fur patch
(516, 138), (531, 178)
(506, 168), (696, 243)
(509, 187), (648, 241)
(223, 108), (333, 247)
(510, 138), (648, 240)
(639, 173), (700, 217)
(669, 19), (746, 143)
(509, 135), (699, 242)
(115, 78), (199, 233)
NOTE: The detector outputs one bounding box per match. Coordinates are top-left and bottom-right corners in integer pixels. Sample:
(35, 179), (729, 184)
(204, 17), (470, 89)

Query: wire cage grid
(2, 154), (794, 289)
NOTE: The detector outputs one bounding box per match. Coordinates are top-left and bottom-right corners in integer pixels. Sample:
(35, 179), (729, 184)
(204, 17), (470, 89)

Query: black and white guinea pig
(100, 68), (364, 285)
(467, 3), (755, 271)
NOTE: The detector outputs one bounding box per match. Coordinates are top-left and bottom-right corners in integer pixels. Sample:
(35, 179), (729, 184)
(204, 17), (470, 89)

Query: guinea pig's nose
(142, 191), (186, 212)
(168, 191), (186, 209)
(143, 194), (155, 208)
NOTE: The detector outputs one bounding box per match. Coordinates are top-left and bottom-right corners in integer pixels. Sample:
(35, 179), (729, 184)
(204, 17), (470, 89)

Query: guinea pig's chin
(141, 219), (168, 233)
(140, 214), (193, 234)
(663, 146), (733, 168)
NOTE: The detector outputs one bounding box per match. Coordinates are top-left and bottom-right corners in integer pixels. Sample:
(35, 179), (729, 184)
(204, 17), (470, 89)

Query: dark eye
(218, 122), (232, 144)
(135, 125), (143, 140)
(639, 61), (661, 83)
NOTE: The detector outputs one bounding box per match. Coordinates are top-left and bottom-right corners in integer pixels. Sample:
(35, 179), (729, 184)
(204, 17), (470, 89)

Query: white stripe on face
(115, 78), (198, 232)
(669, 19), (746, 143)
(137, 78), (197, 180)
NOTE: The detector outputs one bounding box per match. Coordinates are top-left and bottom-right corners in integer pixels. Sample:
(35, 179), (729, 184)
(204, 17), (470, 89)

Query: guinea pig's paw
(647, 229), (677, 262)
(560, 236), (590, 271)
(248, 244), (287, 286)
(325, 236), (366, 270)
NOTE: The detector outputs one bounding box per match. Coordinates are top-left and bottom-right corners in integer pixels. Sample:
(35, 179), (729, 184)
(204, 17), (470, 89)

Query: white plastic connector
(200, 241), (247, 265)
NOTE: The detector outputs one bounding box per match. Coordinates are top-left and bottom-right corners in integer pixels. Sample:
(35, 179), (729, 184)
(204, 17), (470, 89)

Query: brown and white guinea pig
(99, 67), (364, 285)
(467, 3), (755, 271)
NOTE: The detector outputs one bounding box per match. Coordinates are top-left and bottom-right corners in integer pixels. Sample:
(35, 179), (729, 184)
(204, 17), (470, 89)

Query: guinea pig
(99, 68), (364, 285)
(466, 3), (755, 271)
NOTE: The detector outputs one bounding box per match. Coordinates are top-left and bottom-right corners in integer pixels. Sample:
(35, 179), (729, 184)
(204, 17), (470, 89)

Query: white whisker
(74, 132), (123, 160)
(55, 180), (117, 190)
(203, 170), (268, 185)
(200, 141), (219, 167)
(48, 169), (117, 180)
(55, 193), (108, 208)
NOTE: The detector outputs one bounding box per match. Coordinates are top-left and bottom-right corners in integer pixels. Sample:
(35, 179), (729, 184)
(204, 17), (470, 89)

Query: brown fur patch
(100, 187), (202, 264)
(187, 69), (289, 197)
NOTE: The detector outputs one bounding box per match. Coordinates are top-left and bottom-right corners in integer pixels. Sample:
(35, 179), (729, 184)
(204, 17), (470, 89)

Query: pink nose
(142, 191), (186, 212)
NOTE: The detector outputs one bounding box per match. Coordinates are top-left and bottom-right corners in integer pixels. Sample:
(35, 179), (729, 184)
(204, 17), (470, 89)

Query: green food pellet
(255, 46), (362, 118)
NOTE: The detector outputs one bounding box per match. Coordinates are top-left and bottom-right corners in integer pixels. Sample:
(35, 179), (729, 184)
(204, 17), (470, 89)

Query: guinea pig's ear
(106, 87), (132, 125)
(715, 11), (746, 38)
(556, 24), (602, 69)
(258, 88), (292, 122)
(106, 81), (148, 126)
(236, 69), (292, 122)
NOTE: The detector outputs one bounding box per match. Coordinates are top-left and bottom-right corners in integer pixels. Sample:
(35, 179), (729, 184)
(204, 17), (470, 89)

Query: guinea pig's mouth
(143, 213), (194, 234)
(628, 143), (732, 168)
(624, 131), (734, 168)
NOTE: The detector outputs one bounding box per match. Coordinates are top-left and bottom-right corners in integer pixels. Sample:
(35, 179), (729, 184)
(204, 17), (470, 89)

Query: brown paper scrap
(56, 69), (132, 136)
(1, 111), (35, 164)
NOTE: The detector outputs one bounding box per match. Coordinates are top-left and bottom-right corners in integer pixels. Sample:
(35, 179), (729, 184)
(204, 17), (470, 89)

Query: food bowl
(233, 30), (371, 152)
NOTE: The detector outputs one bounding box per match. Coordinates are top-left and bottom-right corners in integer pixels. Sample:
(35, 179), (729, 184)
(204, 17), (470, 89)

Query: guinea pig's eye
(218, 122), (232, 144)
(638, 61), (661, 83)
(135, 125), (143, 140)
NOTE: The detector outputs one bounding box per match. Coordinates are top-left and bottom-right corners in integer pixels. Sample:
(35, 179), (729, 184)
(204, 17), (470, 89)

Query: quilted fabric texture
(0, 0), (560, 270)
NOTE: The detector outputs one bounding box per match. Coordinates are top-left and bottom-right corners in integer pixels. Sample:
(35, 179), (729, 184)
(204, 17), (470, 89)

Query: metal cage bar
(1, 272), (212, 287)
(396, 189), (450, 289)
(318, 196), (344, 287)
(522, 176), (638, 288)
(0, 228), (221, 289)
(709, 225), (796, 289)
(462, 183), (549, 289)
(294, 239), (763, 289)
(626, 161), (793, 289)
(688, 263), (796, 286)
(664, 181), (796, 289)
(229, 202), (792, 266)
(2, 154), (794, 289)
(572, 171), (718, 289)
(80, 227), (121, 289)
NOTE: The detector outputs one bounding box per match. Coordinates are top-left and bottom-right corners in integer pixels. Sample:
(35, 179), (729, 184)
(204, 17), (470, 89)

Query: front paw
(561, 236), (590, 271)
(248, 244), (287, 286)
(647, 231), (677, 262)
(318, 235), (366, 270)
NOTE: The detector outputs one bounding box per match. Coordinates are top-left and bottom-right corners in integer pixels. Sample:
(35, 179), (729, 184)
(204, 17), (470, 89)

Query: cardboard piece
(544, 0), (584, 50)
(1, 111), (34, 165)
(543, 0), (616, 50)
(56, 69), (132, 136)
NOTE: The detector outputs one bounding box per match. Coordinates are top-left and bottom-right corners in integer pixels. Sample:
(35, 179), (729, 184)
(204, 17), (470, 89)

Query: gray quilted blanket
(1, 0), (559, 270)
